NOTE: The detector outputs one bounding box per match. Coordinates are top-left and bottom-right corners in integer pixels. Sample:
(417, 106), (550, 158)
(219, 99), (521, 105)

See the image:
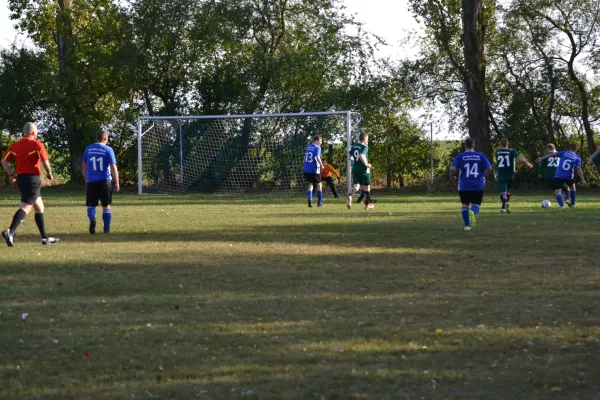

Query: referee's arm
(1, 159), (16, 182)
(42, 160), (53, 180)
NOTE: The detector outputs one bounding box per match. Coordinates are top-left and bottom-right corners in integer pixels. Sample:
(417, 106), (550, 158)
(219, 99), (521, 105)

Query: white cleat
(41, 237), (60, 246)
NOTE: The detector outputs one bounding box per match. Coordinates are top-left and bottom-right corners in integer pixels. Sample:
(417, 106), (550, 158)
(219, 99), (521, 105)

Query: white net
(138, 112), (363, 195)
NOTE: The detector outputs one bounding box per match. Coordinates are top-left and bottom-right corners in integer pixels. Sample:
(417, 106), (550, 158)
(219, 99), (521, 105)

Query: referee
(1, 122), (60, 246)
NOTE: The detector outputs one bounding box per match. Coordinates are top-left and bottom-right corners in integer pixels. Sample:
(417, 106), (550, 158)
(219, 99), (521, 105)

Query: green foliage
(4, 0), (599, 186)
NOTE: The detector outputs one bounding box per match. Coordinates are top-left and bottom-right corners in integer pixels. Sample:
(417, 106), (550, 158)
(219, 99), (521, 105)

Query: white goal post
(137, 111), (362, 196)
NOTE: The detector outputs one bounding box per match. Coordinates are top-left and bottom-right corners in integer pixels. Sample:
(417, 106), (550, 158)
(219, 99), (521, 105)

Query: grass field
(1, 188), (600, 399)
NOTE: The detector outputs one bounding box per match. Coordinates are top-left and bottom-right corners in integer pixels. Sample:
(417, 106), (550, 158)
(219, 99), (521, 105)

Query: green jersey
(537, 152), (561, 181)
(350, 142), (369, 174)
(495, 148), (520, 177)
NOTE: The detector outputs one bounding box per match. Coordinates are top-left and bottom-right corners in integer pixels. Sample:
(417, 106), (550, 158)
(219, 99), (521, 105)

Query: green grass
(1, 188), (600, 399)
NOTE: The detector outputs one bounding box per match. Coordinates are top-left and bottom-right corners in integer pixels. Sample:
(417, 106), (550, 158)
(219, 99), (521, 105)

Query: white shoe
(42, 237), (60, 246)
(2, 229), (14, 247)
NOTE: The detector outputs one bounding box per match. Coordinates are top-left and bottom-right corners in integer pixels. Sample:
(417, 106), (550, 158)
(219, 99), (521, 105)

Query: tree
(8, 0), (135, 181)
(408, 0), (495, 157)
(514, 0), (600, 154)
(0, 47), (57, 134)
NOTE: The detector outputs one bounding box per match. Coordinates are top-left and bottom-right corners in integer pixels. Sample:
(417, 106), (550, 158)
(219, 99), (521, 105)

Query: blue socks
(87, 206), (96, 222)
(471, 204), (480, 215)
(570, 189), (576, 206)
(307, 190), (313, 201)
(461, 207), (470, 227)
(102, 210), (112, 233)
(556, 193), (565, 208)
(317, 190), (323, 205)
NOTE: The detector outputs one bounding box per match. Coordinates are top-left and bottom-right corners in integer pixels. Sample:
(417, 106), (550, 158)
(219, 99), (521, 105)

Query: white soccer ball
(541, 200), (551, 208)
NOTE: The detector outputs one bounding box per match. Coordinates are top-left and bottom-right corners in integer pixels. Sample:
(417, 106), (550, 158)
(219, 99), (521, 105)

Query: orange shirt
(320, 164), (340, 179)
(2, 136), (49, 175)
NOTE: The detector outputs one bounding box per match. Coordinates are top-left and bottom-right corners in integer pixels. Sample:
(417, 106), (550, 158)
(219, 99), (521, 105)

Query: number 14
(463, 163), (479, 177)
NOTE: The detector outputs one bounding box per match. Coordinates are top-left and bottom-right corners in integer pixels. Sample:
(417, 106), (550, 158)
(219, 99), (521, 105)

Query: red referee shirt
(2, 136), (49, 175)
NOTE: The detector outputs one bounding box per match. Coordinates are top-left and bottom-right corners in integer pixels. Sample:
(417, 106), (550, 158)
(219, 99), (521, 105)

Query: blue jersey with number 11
(302, 143), (321, 174)
(83, 143), (117, 182)
(451, 151), (492, 191)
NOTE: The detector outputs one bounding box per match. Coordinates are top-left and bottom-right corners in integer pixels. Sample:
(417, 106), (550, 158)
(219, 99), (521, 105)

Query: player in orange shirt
(320, 160), (344, 198)
(1, 122), (60, 246)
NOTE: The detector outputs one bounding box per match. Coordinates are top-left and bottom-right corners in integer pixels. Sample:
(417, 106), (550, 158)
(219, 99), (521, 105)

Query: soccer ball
(541, 200), (551, 208)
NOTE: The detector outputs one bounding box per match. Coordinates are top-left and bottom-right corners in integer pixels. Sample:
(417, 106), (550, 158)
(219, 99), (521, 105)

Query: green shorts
(497, 175), (515, 193)
(592, 153), (600, 167)
(352, 172), (371, 186)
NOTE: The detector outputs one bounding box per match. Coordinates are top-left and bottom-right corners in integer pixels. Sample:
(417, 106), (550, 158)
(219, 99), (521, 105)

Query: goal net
(137, 112), (363, 195)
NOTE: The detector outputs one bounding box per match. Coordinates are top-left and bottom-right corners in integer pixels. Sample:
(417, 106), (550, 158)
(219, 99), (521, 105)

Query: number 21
(497, 155), (510, 167)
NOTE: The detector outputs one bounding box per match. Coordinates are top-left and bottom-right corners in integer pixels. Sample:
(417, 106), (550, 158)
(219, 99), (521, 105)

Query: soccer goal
(137, 111), (362, 195)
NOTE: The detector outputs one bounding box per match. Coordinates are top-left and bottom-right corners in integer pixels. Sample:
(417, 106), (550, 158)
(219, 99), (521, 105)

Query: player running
(83, 128), (120, 234)
(495, 138), (534, 213)
(302, 135), (325, 208)
(320, 159), (343, 198)
(449, 138), (493, 231)
(1, 122), (60, 246)
(537, 143), (570, 204)
(535, 144), (586, 208)
(347, 132), (375, 210)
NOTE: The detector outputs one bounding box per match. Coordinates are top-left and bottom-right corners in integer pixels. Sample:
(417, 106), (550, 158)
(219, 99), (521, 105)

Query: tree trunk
(567, 63), (595, 154)
(386, 146), (392, 189)
(544, 61), (557, 144)
(57, 0), (84, 182)
(462, 0), (491, 158)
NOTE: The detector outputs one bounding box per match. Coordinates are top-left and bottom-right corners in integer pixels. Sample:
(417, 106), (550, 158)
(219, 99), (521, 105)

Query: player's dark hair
(464, 138), (475, 150)
(313, 135), (322, 143)
(570, 143), (578, 151)
(359, 132), (368, 142)
(96, 129), (108, 142)
(547, 143), (556, 151)
(500, 137), (509, 147)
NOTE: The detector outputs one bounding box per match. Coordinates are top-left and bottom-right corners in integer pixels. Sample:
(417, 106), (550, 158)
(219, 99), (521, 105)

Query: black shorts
(17, 174), (41, 205)
(547, 179), (569, 191)
(303, 173), (321, 185)
(552, 178), (575, 190)
(459, 190), (484, 205)
(86, 180), (113, 207)
(324, 176), (335, 185)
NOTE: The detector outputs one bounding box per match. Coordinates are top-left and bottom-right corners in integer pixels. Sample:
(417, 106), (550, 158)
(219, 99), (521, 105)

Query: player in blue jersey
(302, 135), (325, 208)
(82, 129), (120, 233)
(536, 143), (586, 209)
(449, 138), (493, 230)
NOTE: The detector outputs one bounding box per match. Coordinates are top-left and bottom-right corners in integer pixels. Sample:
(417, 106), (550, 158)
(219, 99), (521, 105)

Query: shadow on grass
(2, 192), (600, 398)
(2, 249), (600, 399)
(5, 213), (596, 252)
